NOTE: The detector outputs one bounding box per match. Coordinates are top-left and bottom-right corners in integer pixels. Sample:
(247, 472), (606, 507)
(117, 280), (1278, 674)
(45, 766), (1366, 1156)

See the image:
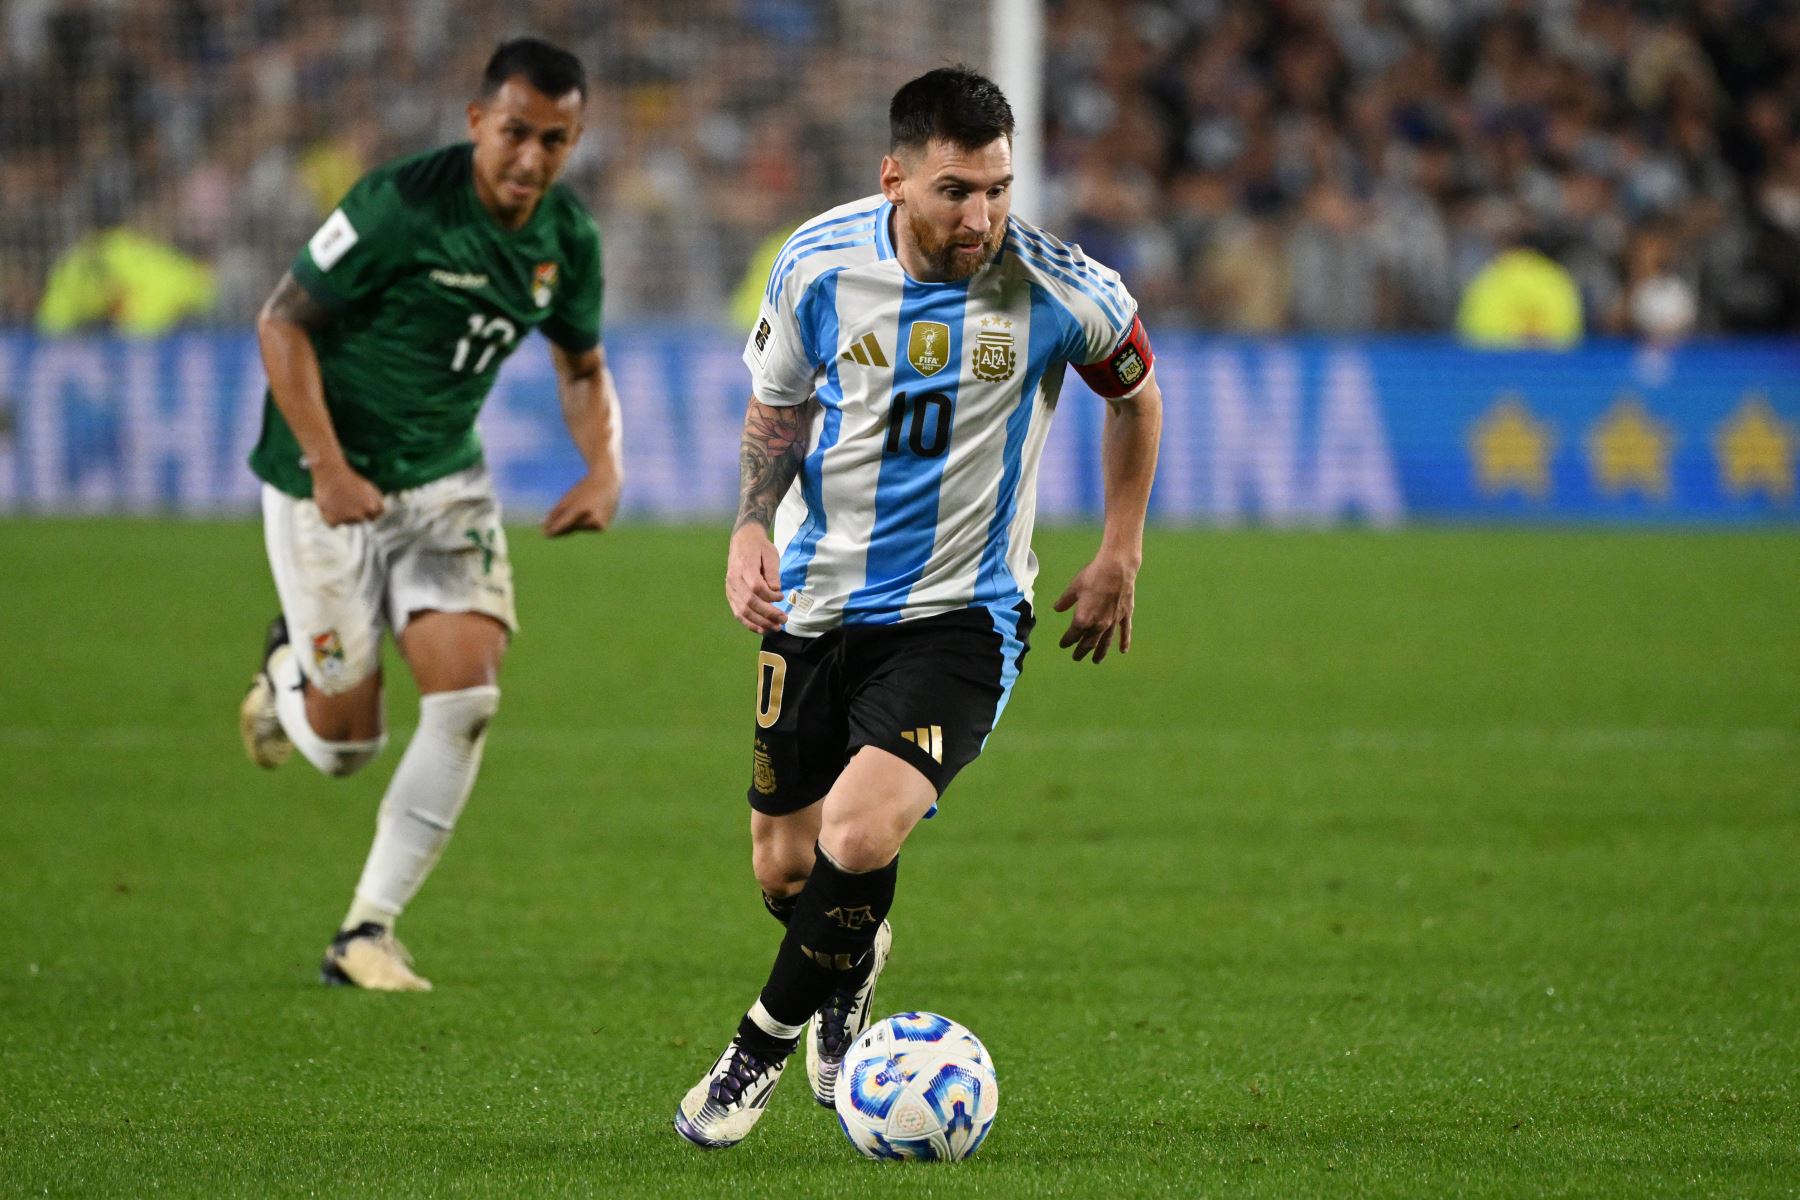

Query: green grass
(1, 521), (1796, 1197)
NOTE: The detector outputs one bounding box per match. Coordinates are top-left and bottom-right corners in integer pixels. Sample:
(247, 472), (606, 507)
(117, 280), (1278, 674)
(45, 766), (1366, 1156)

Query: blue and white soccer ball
(834, 1011), (999, 1162)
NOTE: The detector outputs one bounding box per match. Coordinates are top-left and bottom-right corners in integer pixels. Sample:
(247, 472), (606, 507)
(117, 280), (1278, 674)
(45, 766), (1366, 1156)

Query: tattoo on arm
(261, 271), (334, 333)
(734, 398), (814, 534)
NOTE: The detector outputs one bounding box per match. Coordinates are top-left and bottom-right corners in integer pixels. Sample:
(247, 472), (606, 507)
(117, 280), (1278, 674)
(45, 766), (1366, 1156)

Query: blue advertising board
(0, 330), (1794, 524)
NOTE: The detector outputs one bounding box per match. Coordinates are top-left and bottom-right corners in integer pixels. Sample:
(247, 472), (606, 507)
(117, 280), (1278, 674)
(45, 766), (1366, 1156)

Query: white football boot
(320, 922), (433, 992)
(239, 617), (293, 769)
(806, 918), (893, 1107)
(674, 1038), (786, 1149)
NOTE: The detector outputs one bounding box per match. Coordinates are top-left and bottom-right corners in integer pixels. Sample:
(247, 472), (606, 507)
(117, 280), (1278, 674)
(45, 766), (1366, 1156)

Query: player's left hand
(542, 470), (622, 537)
(1052, 553), (1137, 664)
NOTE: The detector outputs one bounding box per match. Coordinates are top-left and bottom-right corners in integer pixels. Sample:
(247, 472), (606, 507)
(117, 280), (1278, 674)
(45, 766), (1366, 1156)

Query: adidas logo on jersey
(839, 332), (889, 368)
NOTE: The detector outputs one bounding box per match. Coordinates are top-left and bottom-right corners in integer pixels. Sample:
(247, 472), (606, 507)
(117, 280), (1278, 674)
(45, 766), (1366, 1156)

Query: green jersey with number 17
(249, 142), (603, 497)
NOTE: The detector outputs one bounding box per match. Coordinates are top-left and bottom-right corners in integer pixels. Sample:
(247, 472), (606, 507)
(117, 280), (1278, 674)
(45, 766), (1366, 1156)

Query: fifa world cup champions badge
(907, 321), (951, 377)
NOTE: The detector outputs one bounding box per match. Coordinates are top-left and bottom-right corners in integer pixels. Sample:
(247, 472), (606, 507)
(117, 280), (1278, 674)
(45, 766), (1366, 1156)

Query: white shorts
(262, 465), (518, 695)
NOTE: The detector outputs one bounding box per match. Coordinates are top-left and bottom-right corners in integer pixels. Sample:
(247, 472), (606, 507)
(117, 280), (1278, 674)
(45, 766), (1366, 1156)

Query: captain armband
(1074, 315), (1155, 400)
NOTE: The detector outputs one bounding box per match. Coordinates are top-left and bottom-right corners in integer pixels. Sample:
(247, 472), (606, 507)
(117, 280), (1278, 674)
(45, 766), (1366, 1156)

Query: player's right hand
(726, 524), (787, 634)
(311, 460), (385, 526)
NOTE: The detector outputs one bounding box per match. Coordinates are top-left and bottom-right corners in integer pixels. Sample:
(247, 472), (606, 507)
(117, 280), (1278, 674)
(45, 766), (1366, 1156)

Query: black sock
(762, 890), (797, 926)
(736, 844), (898, 1059)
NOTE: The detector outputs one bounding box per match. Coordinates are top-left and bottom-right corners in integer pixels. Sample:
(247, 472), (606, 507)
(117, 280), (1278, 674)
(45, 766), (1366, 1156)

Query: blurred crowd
(3, 0), (1798, 338)
(1049, 0), (1800, 338)
(0, 0), (978, 328)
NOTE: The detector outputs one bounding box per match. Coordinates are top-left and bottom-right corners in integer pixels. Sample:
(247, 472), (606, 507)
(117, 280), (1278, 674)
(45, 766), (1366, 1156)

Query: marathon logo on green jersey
(430, 270), (490, 290)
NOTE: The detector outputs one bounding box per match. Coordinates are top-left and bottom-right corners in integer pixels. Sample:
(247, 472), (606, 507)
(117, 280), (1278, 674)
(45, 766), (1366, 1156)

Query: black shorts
(747, 603), (1034, 815)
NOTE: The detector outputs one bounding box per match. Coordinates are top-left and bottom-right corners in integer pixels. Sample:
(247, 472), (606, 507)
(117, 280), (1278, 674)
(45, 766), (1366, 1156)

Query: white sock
(341, 896), (396, 932)
(349, 686), (500, 919)
(270, 646), (386, 778)
(747, 999), (808, 1042)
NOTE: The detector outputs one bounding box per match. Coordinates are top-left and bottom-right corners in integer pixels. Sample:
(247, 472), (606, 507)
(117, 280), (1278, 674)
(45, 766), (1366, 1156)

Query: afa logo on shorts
(752, 738), (777, 795)
(311, 630), (347, 682)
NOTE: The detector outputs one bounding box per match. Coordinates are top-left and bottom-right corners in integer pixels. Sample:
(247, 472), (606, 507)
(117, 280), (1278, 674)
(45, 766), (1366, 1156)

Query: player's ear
(879, 154), (907, 204)
(466, 100), (484, 138)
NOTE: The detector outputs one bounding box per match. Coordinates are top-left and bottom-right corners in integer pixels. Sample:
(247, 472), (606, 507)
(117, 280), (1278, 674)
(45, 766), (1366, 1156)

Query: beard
(904, 206), (1006, 281)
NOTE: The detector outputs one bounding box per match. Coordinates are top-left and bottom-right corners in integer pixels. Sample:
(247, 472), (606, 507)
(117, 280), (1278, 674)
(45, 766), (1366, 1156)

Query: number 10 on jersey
(884, 391), (953, 458)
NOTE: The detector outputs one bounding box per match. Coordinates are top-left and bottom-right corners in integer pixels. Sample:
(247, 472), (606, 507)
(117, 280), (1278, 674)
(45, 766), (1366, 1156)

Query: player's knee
(419, 685), (501, 746)
(302, 674), (384, 742)
(752, 837), (812, 898)
(819, 823), (903, 874)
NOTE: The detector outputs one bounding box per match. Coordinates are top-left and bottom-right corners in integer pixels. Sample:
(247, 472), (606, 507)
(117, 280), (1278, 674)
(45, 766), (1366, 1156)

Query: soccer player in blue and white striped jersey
(675, 67), (1164, 1150)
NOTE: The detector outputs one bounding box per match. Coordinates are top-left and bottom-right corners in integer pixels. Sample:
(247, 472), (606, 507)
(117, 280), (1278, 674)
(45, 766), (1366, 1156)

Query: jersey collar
(877, 200), (896, 262)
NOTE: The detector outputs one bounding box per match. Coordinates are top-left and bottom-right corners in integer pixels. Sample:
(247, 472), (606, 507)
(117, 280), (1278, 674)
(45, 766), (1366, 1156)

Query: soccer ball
(834, 1011), (998, 1161)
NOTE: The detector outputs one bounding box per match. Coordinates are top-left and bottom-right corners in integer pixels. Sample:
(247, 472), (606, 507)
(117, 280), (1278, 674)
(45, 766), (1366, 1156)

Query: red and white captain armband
(1074, 315), (1155, 400)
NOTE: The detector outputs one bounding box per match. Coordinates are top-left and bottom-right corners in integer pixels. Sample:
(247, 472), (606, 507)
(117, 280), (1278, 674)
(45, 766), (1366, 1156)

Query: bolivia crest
(311, 630), (347, 683)
(532, 261), (558, 308)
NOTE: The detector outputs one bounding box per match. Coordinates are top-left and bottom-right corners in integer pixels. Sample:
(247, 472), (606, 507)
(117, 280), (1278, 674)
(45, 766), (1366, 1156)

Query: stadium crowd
(1048, 0), (1800, 339)
(3, 0), (1798, 337)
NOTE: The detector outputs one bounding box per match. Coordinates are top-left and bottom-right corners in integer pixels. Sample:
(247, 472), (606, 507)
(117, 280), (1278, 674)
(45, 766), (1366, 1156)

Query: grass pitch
(1, 520), (1795, 1197)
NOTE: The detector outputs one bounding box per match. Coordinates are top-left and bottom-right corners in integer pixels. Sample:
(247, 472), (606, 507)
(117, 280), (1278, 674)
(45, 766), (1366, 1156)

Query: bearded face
(882, 136), (1014, 284)
(903, 202), (1008, 281)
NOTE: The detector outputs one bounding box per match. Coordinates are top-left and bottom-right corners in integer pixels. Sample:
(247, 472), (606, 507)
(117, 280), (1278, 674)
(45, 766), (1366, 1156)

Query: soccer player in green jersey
(237, 38), (623, 991)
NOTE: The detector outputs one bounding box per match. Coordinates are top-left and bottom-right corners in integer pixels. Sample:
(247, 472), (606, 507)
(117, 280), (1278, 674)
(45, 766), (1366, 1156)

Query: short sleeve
(291, 173), (411, 308)
(1036, 240), (1154, 401)
(542, 212), (604, 352)
(742, 264), (829, 408)
(1072, 313), (1155, 400)
(1050, 243), (1139, 367)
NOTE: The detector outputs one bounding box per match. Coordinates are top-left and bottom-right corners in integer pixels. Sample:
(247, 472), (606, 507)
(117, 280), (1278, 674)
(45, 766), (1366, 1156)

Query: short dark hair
(480, 37), (587, 103)
(889, 66), (1013, 154)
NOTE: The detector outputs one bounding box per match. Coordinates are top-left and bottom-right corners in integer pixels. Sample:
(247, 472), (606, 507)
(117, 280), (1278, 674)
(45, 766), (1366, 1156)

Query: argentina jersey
(743, 195), (1151, 638)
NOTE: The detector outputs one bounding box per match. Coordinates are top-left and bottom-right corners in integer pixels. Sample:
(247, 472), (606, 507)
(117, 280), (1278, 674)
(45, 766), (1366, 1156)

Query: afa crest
(532, 261), (558, 308)
(752, 738), (777, 795)
(971, 316), (1016, 382)
(1113, 344), (1146, 389)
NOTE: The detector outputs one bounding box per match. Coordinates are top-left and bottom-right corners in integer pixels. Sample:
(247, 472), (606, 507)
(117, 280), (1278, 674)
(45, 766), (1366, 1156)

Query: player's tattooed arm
(726, 395), (812, 633)
(733, 396), (815, 534)
(260, 270), (335, 333)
